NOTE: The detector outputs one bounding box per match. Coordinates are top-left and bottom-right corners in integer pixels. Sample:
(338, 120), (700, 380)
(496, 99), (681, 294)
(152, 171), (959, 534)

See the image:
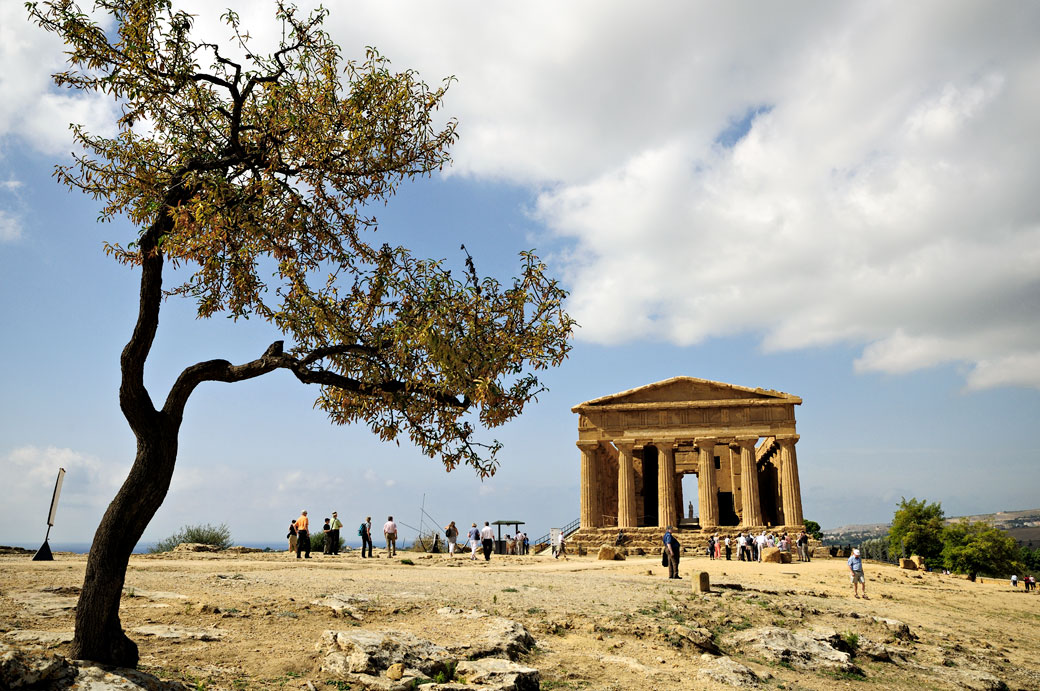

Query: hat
(853, 548), (861, 556)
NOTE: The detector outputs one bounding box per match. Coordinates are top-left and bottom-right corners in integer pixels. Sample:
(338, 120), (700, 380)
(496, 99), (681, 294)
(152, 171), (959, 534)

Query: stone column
(657, 443), (678, 528)
(615, 442), (637, 528)
(777, 435), (804, 527)
(577, 441), (602, 529)
(695, 438), (719, 528)
(734, 437), (763, 528)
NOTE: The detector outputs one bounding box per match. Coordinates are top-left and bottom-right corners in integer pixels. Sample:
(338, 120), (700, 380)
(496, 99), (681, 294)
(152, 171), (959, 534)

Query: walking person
(444, 521), (458, 558)
(383, 516), (398, 557)
(468, 522), (481, 560)
(359, 516), (373, 558)
(663, 526), (681, 579)
(556, 533), (568, 560)
(294, 510), (311, 559)
(480, 521), (495, 561)
(329, 512), (342, 555)
(848, 548), (867, 598)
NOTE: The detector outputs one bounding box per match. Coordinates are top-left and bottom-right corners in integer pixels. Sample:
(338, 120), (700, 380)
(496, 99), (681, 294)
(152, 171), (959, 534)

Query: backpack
(358, 523), (365, 536)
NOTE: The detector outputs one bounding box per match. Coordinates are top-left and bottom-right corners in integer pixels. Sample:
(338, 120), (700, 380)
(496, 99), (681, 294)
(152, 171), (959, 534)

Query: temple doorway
(759, 462), (779, 527)
(680, 472), (699, 526)
(718, 491), (739, 526)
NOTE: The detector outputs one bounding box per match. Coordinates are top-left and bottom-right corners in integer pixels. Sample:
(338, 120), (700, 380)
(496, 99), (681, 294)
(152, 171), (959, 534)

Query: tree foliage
(27, 0), (574, 667)
(888, 497), (945, 563)
(803, 519), (823, 541)
(149, 523), (232, 553)
(859, 537), (891, 563)
(941, 521), (1022, 579)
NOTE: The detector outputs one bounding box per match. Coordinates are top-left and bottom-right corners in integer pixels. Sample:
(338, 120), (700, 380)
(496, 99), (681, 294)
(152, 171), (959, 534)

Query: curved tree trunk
(69, 417), (179, 666)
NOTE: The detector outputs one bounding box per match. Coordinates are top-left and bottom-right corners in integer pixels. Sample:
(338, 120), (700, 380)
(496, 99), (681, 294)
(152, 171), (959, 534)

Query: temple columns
(695, 438), (719, 528)
(577, 441), (602, 529)
(616, 442), (637, 528)
(734, 437), (763, 527)
(657, 443), (678, 528)
(777, 435), (803, 526)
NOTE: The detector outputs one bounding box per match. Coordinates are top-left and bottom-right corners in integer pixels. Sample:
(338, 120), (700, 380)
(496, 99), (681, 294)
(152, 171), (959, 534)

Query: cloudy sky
(1, 1), (1038, 547)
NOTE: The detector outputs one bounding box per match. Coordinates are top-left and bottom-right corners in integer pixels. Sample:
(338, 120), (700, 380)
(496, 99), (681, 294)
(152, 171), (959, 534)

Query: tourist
(556, 533), (568, 560)
(724, 535), (732, 560)
(523, 532), (530, 555)
(294, 510), (311, 559)
(321, 517), (332, 554)
(444, 521), (458, 557)
(468, 522), (481, 560)
(714, 533), (722, 560)
(797, 531), (810, 562)
(480, 521), (495, 561)
(359, 516), (373, 558)
(383, 516), (398, 557)
(1011, 574), (1018, 588)
(287, 519), (298, 554)
(707, 534), (715, 560)
(736, 533), (745, 561)
(756, 532), (767, 561)
(663, 526), (681, 579)
(848, 548), (867, 598)
(329, 512), (342, 555)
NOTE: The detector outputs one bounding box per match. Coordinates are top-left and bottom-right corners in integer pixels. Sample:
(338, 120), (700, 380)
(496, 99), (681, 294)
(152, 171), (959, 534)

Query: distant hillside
(823, 508), (1040, 546)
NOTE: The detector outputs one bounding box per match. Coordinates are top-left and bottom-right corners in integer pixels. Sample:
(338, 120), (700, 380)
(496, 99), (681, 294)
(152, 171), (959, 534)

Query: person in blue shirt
(663, 526), (681, 579)
(848, 548), (867, 598)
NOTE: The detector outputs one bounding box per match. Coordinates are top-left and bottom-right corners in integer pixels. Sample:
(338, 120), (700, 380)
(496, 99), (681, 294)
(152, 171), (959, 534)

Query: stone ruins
(571, 377), (805, 539)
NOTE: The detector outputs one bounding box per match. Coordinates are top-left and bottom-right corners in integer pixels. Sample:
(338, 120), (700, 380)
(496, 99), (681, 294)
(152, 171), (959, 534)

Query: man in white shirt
(480, 521), (495, 561)
(383, 516), (398, 557)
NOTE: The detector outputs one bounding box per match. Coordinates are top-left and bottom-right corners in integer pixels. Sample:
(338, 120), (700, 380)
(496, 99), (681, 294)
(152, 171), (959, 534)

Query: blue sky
(2, 1), (1039, 546)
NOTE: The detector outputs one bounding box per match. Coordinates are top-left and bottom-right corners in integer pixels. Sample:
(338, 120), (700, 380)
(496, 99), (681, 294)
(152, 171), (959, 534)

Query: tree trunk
(69, 418), (179, 666)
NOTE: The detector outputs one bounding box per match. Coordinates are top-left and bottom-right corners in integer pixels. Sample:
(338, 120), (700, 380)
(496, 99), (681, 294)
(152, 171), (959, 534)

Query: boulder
(0, 642), (185, 690)
(899, 558), (917, 570)
(318, 629), (454, 679)
(172, 543), (221, 552)
(728, 627), (862, 675)
(872, 616), (916, 641)
(697, 654), (767, 687)
(598, 546), (625, 561)
(670, 625), (721, 655)
(780, 551), (792, 564)
(0, 643), (74, 689)
(454, 658), (539, 691)
(312, 594), (368, 620)
(760, 547), (782, 563)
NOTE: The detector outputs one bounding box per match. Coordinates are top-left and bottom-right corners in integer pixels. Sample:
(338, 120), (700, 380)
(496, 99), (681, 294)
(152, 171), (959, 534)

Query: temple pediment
(571, 376), (800, 412)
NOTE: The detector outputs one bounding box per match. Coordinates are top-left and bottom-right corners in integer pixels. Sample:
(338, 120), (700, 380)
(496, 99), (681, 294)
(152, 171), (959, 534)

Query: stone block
(899, 558), (917, 570)
(780, 551), (792, 564)
(761, 547), (782, 563)
(911, 555), (925, 569)
(693, 571), (710, 593)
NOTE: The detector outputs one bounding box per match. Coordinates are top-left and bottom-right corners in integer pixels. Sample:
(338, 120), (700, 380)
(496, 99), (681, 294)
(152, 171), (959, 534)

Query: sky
(1, 1), (1039, 547)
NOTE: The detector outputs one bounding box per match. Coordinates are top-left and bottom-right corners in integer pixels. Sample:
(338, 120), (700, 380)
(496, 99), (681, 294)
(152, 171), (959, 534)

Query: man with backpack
(359, 516), (373, 558)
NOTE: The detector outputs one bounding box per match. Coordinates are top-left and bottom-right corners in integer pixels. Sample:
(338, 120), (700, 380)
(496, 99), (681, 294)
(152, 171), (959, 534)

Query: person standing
(848, 548), (867, 598)
(321, 518), (332, 554)
(724, 535), (732, 560)
(480, 521), (495, 561)
(444, 521), (458, 558)
(556, 533), (568, 560)
(663, 526), (681, 579)
(360, 516), (373, 558)
(383, 516), (398, 557)
(287, 519), (298, 554)
(468, 522), (481, 560)
(329, 512), (342, 555)
(295, 510), (311, 559)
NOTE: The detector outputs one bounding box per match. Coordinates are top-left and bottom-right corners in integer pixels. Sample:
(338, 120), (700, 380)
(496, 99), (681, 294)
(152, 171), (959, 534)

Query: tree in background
(29, 0), (573, 667)
(859, 537), (891, 563)
(803, 519), (823, 541)
(941, 521), (1022, 581)
(888, 497), (945, 564)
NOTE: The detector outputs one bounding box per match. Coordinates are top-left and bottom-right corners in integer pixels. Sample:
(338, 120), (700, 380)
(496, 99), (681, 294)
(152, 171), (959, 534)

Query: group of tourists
(1011, 574), (1037, 591)
(285, 511), (387, 559)
(705, 530), (812, 562)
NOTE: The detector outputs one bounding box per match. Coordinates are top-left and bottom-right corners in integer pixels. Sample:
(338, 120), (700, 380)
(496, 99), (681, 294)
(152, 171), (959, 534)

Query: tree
(803, 519), (823, 541)
(888, 497), (945, 564)
(941, 521), (1022, 580)
(28, 0), (574, 667)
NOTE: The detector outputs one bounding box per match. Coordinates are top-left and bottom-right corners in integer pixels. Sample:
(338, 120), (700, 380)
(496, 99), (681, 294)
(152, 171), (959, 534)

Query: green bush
(150, 523), (232, 553)
(888, 497), (945, 562)
(309, 531), (344, 553)
(941, 520), (1022, 579)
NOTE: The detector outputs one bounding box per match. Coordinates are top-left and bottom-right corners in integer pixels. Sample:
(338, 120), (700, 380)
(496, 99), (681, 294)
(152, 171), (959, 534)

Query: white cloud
(8, 1), (1038, 389)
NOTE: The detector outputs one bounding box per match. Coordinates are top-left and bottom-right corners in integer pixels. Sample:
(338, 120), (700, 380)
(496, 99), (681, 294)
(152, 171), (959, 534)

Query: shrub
(309, 531), (344, 553)
(941, 520), (1022, 579)
(150, 523), (232, 553)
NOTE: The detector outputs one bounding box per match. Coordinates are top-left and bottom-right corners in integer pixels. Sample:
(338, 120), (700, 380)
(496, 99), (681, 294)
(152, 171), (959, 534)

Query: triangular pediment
(573, 376), (797, 410)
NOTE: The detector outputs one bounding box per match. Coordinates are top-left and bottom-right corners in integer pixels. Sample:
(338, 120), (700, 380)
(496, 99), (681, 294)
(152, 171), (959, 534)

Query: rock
(900, 558), (917, 570)
(4, 630), (74, 645)
(224, 546), (262, 554)
(669, 625), (721, 655)
(312, 594), (367, 621)
(693, 571), (711, 593)
(11, 592), (78, 618)
(454, 658), (539, 691)
(779, 552), (792, 564)
(386, 663), (405, 681)
(131, 625), (225, 641)
(911, 555), (926, 569)
(597, 546), (617, 560)
(450, 618), (535, 661)
(172, 543), (221, 552)
(0, 642), (75, 689)
(872, 616), (916, 641)
(760, 548), (782, 563)
(697, 654), (766, 687)
(728, 627), (862, 675)
(0, 642), (184, 690)
(614, 546), (628, 557)
(318, 629), (453, 679)
(598, 654), (649, 672)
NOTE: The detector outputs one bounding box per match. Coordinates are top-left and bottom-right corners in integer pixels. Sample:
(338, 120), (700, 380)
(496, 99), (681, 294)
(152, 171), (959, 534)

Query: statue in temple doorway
(688, 501), (694, 519)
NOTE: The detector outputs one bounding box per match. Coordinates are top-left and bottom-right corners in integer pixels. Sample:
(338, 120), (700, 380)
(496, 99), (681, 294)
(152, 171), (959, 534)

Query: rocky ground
(1, 546), (1038, 690)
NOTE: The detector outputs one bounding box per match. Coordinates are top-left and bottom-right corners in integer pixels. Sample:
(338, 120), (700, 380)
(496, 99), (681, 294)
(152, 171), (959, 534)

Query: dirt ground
(1, 547), (1038, 690)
